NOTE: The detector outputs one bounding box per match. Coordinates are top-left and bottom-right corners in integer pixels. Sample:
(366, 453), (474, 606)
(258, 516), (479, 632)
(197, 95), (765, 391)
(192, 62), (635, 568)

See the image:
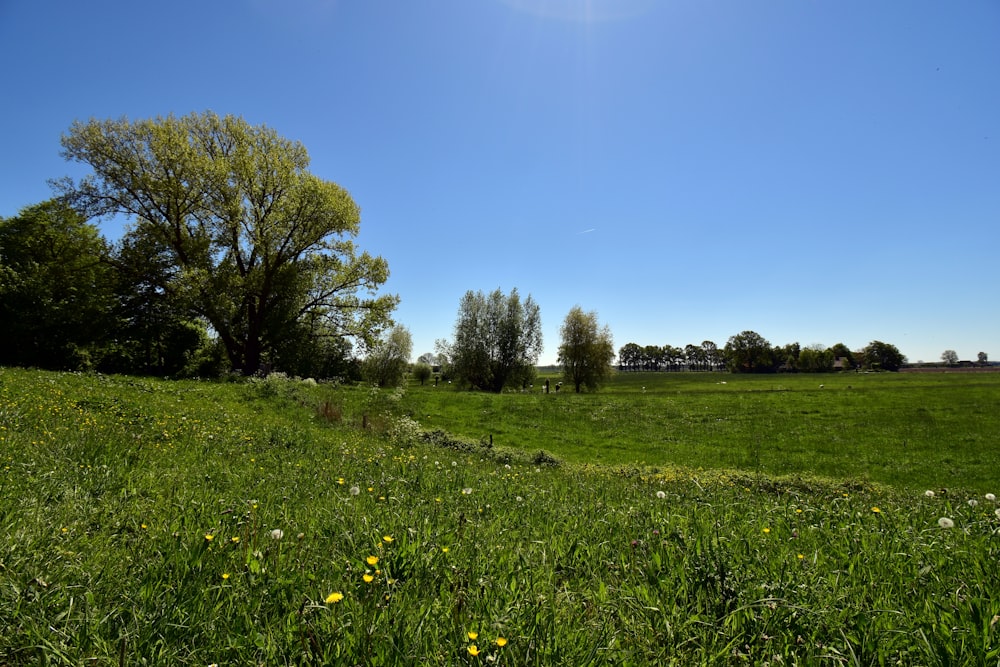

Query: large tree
(0, 200), (116, 369)
(557, 306), (615, 392)
(448, 288), (542, 392)
(724, 330), (776, 373)
(862, 340), (906, 371)
(56, 111), (397, 374)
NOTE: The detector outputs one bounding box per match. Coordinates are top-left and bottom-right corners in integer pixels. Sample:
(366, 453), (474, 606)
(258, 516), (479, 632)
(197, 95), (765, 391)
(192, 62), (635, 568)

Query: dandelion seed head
(924, 490), (935, 498)
(938, 517), (955, 529)
(349, 485), (360, 496)
(986, 493), (997, 502)
(968, 499), (979, 507)
(462, 488), (473, 495)
(270, 528), (284, 540)
(656, 491), (666, 499)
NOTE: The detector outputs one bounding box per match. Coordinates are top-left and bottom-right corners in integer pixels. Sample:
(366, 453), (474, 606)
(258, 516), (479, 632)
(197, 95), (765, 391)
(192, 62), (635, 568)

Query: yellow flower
(325, 592), (344, 604)
(231, 536), (240, 543)
(467, 645), (480, 656)
(441, 547), (449, 553)
(468, 631), (478, 640)
(762, 527), (770, 534)
(337, 478), (345, 485)
(205, 533), (214, 542)
(363, 574), (374, 583)
(367, 555), (379, 565)
(382, 535), (394, 543)
(871, 507), (881, 513)
(222, 573), (230, 579)
(496, 637), (507, 647)
(140, 523), (148, 529)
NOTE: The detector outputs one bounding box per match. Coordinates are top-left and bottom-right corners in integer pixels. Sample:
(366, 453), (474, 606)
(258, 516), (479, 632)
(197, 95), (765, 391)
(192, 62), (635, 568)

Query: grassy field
(396, 370), (1000, 491)
(1, 368), (999, 665)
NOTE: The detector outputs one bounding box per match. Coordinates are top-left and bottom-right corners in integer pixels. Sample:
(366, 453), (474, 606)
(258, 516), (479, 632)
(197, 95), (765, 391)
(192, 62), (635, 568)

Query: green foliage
(557, 306), (615, 392)
(863, 340), (906, 371)
(412, 362), (433, 385)
(1, 368), (999, 664)
(56, 111), (397, 375)
(447, 288), (542, 392)
(362, 325), (412, 388)
(0, 200), (116, 370)
(725, 330), (777, 373)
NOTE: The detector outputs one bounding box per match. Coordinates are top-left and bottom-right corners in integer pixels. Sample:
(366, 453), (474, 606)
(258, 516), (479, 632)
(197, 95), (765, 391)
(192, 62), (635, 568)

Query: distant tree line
(618, 332), (907, 373)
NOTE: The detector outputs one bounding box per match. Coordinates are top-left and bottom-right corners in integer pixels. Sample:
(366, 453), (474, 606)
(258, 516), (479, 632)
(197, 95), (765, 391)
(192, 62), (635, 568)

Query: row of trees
(619, 332), (906, 373)
(1, 112), (397, 377)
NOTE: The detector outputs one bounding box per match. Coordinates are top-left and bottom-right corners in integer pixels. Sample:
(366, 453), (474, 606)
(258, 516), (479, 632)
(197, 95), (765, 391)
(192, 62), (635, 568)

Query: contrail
(577, 228), (596, 234)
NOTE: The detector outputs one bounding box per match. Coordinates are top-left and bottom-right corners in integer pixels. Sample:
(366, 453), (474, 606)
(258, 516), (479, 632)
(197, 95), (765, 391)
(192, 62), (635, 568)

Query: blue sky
(2, 0), (997, 364)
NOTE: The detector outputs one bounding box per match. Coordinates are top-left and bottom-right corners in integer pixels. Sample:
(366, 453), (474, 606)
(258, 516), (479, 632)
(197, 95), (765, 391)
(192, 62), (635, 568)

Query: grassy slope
(1, 368), (998, 665)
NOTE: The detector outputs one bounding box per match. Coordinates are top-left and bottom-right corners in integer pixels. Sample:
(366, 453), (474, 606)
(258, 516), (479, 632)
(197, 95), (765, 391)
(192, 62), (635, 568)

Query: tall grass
(1, 368), (998, 665)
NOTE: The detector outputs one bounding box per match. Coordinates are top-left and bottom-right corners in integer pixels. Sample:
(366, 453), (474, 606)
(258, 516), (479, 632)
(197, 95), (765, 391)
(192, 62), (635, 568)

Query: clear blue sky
(2, 0), (997, 364)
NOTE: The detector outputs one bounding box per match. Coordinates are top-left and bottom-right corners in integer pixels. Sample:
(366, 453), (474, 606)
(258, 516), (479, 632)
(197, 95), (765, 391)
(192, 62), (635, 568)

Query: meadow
(1, 367), (999, 665)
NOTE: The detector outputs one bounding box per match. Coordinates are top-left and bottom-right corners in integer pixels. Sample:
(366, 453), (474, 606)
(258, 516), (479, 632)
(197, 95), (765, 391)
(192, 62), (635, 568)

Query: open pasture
(1, 368), (999, 665)
(397, 370), (1000, 492)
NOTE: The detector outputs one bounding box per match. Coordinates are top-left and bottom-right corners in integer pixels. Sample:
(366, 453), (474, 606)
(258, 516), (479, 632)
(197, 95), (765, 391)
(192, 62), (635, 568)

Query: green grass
(399, 371), (1000, 491)
(1, 368), (999, 665)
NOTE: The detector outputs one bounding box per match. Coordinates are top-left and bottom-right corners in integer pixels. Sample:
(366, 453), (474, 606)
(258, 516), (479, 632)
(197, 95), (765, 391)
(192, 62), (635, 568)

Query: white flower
(349, 485), (360, 496)
(938, 517), (955, 529)
(924, 490), (935, 498)
(451, 461), (457, 467)
(461, 488), (473, 495)
(985, 493), (996, 502)
(968, 499), (979, 507)
(270, 528), (284, 540)
(656, 491), (667, 499)
(515, 496), (523, 502)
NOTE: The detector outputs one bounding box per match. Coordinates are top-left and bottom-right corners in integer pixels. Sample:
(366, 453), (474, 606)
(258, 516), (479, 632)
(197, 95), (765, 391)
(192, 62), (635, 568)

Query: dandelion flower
(367, 555), (379, 565)
(871, 507), (881, 513)
(762, 527), (771, 534)
(382, 535), (394, 543)
(467, 645), (480, 656)
(325, 592), (344, 604)
(496, 637), (507, 647)
(231, 536), (240, 544)
(270, 528), (284, 540)
(938, 517), (955, 529)
(349, 485), (360, 496)
(656, 491), (666, 499)
(468, 631), (478, 640)
(363, 574), (374, 583)
(441, 547), (449, 553)
(924, 490), (935, 498)
(222, 573), (230, 580)
(797, 554), (804, 560)
(462, 488), (473, 495)
(204, 533), (214, 542)
(337, 477), (345, 485)
(140, 523), (148, 529)
(986, 493), (996, 502)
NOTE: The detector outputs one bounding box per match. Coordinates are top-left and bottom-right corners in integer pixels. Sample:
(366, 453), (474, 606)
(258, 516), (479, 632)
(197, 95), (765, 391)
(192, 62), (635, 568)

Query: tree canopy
(446, 288), (542, 392)
(558, 306), (615, 392)
(55, 111), (397, 374)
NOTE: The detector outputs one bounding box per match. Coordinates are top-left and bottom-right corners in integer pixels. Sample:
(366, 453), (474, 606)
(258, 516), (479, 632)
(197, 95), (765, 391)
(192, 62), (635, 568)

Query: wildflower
(441, 547), (449, 553)
(496, 637), (508, 647)
(656, 491), (666, 499)
(383, 535), (394, 543)
(924, 490), (935, 498)
(204, 533), (214, 542)
(140, 523), (148, 529)
(871, 507), (881, 514)
(363, 574), (374, 583)
(516, 496), (523, 502)
(452, 461), (457, 467)
(337, 477), (345, 485)
(968, 499), (979, 507)
(938, 517), (955, 529)
(762, 527), (771, 534)
(995, 508), (1000, 519)
(468, 631), (478, 640)
(986, 493), (997, 502)
(231, 536), (240, 544)
(349, 486), (361, 496)
(462, 488), (473, 495)
(467, 645), (480, 656)
(797, 554), (804, 560)
(367, 555), (379, 565)
(325, 592), (344, 604)
(270, 529), (284, 540)
(222, 573), (230, 579)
